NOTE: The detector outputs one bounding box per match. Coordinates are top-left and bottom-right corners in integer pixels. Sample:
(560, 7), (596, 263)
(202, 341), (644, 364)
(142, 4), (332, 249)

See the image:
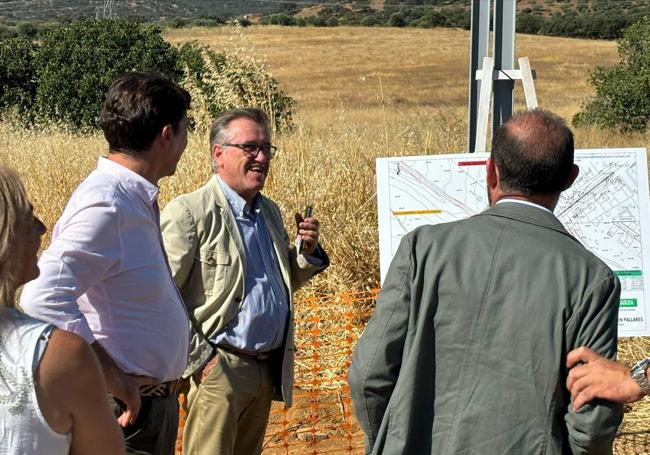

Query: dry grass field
(2, 25), (650, 451)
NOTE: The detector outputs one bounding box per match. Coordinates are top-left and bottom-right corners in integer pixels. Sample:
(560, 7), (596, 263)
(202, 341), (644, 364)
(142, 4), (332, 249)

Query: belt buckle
(140, 379), (182, 398)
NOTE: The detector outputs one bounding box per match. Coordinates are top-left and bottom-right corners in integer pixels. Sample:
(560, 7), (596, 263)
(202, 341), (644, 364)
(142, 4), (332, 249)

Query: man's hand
(566, 347), (645, 410)
(92, 343), (158, 427)
(295, 213), (320, 256)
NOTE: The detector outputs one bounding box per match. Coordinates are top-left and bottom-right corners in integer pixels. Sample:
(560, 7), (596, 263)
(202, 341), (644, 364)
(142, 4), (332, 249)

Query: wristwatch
(630, 358), (650, 396)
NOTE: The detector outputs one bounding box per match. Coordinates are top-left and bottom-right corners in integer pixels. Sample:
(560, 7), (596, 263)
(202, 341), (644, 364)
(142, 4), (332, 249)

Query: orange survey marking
(392, 209), (443, 216)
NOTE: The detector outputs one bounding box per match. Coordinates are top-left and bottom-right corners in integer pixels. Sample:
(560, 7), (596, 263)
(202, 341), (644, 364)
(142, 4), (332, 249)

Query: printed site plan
(376, 149), (650, 337)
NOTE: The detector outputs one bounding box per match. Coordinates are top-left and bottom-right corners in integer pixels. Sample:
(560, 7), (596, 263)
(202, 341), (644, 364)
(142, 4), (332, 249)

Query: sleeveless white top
(0, 308), (71, 454)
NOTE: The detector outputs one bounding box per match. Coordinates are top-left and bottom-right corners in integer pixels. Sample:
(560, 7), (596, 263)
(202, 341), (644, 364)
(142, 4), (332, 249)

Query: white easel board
(376, 148), (650, 337)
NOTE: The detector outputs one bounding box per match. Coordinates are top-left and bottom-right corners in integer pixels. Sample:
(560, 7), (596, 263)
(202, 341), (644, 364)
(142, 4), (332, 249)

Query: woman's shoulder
(40, 329), (97, 381)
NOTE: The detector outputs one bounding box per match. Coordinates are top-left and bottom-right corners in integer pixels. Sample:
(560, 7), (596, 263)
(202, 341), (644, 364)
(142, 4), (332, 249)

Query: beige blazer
(160, 176), (328, 406)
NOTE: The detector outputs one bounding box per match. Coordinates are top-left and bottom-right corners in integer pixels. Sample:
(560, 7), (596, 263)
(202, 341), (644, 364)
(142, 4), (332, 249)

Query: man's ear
(160, 124), (173, 145)
(486, 158), (499, 190)
(212, 143), (223, 165)
(563, 164), (579, 190)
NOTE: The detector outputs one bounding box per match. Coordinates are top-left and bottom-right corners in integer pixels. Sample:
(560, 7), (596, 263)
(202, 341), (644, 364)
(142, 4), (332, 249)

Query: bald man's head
(491, 110), (575, 195)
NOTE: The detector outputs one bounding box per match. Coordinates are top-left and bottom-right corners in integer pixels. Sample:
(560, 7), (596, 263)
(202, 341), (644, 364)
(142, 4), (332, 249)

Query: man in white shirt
(21, 72), (191, 455)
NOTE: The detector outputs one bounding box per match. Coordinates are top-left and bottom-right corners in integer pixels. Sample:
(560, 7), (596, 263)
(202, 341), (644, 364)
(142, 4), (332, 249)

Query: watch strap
(630, 358), (650, 395)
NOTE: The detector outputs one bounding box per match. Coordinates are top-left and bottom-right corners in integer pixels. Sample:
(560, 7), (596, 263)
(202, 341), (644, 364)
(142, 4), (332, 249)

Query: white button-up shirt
(20, 157), (189, 381)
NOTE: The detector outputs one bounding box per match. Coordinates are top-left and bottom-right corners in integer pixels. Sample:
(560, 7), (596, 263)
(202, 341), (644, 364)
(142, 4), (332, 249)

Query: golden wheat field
(2, 25), (650, 450)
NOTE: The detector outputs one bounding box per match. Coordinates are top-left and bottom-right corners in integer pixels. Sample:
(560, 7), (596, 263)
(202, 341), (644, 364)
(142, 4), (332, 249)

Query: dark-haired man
(21, 72), (191, 455)
(349, 110), (623, 454)
(161, 107), (329, 454)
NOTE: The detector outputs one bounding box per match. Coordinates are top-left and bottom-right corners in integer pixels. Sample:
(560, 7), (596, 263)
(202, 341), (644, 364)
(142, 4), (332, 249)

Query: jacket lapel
(209, 176), (247, 272)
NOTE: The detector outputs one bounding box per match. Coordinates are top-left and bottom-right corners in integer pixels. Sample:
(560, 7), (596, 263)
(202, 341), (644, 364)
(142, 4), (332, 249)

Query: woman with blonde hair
(0, 165), (124, 454)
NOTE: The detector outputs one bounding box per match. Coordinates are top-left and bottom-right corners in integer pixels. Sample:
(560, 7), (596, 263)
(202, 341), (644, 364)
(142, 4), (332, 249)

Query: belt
(140, 378), (183, 398)
(216, 344), (270, 361)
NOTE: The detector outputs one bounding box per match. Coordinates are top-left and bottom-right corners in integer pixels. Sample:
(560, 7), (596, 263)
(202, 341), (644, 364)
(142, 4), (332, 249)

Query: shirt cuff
(63, 317), (96, 344)
(302, 244), (325, 266)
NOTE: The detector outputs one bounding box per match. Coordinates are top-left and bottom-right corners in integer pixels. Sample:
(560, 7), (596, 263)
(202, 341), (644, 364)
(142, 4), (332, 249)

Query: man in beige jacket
(161, 108), (329, 454)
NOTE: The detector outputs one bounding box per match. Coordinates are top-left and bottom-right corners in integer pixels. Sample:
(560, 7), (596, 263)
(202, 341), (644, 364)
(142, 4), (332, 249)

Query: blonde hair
(0, 165), (30, 309)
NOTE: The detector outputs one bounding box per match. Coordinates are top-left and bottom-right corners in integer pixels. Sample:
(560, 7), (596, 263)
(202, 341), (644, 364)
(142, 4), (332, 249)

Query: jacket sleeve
(160, 198), (197, 290)
(160, 198), (213, 377)
(565, 273), (623, 455)
(348, 234), (412, 452)
(265, 199), (329, 290)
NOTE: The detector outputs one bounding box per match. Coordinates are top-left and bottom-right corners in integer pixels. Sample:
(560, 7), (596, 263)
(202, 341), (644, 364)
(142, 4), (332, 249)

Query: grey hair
(209, 108), (270, 173)
(0, 165), (30, 309)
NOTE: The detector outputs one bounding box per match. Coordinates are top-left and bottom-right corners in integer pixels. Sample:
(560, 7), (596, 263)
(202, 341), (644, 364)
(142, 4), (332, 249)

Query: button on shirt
(20, 157), (190, 382)
(212, 176), (289, 353)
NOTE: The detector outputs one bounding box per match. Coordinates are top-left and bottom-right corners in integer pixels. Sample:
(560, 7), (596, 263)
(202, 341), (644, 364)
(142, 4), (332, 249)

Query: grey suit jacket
(160, 176), (328, 406)
(349, 202), (622, 454)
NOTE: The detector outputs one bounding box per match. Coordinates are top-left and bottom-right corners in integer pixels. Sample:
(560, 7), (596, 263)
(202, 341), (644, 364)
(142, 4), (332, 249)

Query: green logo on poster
(620, 298), (638, 308)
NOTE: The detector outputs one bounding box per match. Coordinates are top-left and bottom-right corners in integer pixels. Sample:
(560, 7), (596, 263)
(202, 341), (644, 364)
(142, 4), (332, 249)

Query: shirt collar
(215, 175), (261, 217)
(97, 156), (159, 204)
(496, 198), (554, 215)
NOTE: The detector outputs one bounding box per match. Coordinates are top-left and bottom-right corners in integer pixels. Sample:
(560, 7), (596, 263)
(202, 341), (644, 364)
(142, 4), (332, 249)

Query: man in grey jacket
(349, 110), (623, 454)
(160, 108), (328, 454)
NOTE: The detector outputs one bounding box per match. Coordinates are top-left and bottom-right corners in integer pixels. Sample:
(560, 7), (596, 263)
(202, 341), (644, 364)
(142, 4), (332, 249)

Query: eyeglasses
(221, 142), (277, 159)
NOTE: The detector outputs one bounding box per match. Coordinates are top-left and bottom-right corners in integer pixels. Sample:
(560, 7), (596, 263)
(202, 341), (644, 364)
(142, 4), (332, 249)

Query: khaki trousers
(182, 348), (274, 455)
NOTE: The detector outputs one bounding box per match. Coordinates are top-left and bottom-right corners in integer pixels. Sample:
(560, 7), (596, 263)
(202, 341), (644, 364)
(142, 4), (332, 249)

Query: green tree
(388, 12), (406, 28)
(573, 17), (650, 132)
(268, 14), (296, 26)
(360, 15), (379, 27)
(0, 37), (37, 119)
(33, 19), (179, 130)
(414, 11), (448, 28)
(517, 13), (543, 35)
(326, 17), (339, 27)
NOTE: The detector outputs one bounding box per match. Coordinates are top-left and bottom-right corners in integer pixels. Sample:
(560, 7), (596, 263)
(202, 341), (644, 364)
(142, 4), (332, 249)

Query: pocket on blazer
(197, 249), (230, 295)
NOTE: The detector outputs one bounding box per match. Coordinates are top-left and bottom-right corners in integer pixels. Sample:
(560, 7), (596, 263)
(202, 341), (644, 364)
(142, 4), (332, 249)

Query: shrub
(33, 19), (179, 130)
(167, 17), (188, 29)
(360, 15), (379, 27)
(517, 13), (543, 35)
(307, 16), (327, 27)
(233, 17), (252, 27)
(16, 22), (37, 39)
(415, 11), (449, 28)
(388, 12), (406, 28)
(573, 17), (650, 132)
(326, 17), (339, 27)
(177, 42), (295, 133)
(268, 14), (296, 26)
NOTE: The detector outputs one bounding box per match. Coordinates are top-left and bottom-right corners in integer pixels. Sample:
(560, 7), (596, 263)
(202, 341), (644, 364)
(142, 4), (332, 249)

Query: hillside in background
(0, 0), (284, 20)
(0, 0), (648, 40)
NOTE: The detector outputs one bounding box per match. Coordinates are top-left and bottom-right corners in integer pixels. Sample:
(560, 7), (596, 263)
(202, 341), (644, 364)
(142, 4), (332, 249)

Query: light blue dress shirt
(212, 176), (290, 353)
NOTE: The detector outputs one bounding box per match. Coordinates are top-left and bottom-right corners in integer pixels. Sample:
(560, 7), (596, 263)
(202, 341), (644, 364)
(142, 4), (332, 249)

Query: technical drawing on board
(376, 148), (650, 337)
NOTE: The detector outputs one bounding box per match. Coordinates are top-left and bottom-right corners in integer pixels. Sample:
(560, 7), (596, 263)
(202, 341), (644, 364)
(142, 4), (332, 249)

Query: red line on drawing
(458, 161), (487, 166)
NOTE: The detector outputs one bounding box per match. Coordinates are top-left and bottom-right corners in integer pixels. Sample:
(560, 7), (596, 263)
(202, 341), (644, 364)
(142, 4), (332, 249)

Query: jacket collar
(478, 201), (577, 242)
